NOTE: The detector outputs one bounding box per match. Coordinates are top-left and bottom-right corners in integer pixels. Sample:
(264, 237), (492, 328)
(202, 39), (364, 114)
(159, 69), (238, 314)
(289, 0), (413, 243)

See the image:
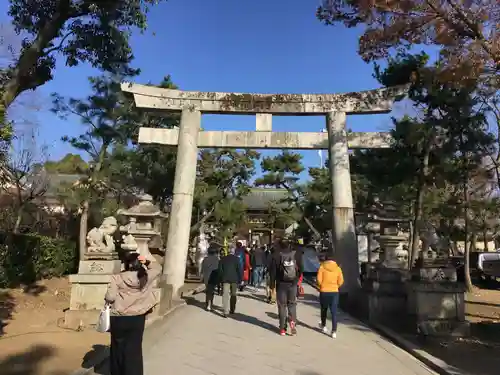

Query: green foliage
(301, 167), (330, 234)
(110, 144), (176, 210)
(255, 151), (319, 238)
(3, 0), (166, 108)
(43, 153), (88, 174)
(0, 233), (77, 287)
(194, 149), (260, 235)
(107, 75), (179, 209)
(256, 151), (304, 188)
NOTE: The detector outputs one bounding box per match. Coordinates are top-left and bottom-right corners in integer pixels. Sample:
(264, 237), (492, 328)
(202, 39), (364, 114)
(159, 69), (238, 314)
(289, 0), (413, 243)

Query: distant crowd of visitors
(101, 237), (344, 375)
(202, 238), (343, 338)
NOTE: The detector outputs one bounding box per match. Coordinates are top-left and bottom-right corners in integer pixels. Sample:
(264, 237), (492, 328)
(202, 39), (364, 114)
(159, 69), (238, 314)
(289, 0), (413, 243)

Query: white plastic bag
(96, 304), (111, 333)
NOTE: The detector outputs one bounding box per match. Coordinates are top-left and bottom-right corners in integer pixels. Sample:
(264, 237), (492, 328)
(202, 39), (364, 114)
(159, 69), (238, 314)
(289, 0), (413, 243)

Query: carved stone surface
(363, 267), (409, 324)
(121, 83), (408, 114)
(118, 194), (166, 263)
(377, 234), (409, 269)
(86, 216), (118, 255)
(121, 234), (138, 252)
(413, 267), (457, 282)
(407, 281), (468, 337)
(78, 260), (121, 274)
(138, 128), (392, 150)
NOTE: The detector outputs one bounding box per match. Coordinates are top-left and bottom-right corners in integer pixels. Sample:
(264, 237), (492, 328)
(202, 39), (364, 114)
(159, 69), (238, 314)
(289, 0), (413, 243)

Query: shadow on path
(238, 292), (268, 303)
(230, 312), (279, 334)
(0, 344), (63, 375)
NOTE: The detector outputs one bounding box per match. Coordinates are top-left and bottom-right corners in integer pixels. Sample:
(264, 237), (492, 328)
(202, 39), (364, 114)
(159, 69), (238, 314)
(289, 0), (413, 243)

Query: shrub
(0, 233), (77, 288)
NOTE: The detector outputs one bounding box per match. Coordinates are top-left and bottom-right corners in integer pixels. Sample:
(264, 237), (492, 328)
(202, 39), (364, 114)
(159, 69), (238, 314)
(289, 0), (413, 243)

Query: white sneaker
(206, 305), (211, 311)
(318, 322), (329, 334)
(331, 332), (337, 339)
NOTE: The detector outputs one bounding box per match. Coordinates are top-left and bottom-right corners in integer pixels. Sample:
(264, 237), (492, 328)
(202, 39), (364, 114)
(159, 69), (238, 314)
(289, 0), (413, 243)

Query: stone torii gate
(121, 83), (406, 303)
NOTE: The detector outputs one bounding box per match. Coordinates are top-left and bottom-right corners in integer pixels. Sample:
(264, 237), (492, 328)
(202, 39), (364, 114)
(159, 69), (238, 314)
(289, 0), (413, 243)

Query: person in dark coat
(218, 248), (242, 317)
(201, 246), (220, 311)
(251, 245), (266, 288)
(269, 238), (304, 336)
(265, 245), (276, 304)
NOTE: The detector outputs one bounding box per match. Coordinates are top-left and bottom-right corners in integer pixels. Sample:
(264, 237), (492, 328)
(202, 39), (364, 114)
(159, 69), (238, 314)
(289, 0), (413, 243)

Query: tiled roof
(241, 188), (289, 210)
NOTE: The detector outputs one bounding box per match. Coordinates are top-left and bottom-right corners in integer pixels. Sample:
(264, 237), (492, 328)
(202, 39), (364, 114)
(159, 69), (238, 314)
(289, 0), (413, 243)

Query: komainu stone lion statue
(87, 216), (118, 253)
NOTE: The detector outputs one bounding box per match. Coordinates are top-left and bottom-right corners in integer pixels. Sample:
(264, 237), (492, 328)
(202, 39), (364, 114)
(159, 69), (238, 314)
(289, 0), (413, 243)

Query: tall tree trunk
(483, 230), (489, 251)
(464, 231), (476, 293)
(79, 200), (89, 261)
(13, 205), (24, 234)
(408, 219), (414, 268)
(410, 143), (431, 268)
(463, 178), (474, 292)
(78, 143), (109, 261)
(303, 215), (321, 240)
(190, 207), (215, 235)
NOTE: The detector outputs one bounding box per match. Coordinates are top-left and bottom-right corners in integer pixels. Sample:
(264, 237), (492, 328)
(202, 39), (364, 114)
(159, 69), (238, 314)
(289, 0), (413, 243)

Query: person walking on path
(265, 245), (276, 304)
(270, 239), (303, 336)
(105, 253), (161, 375)
(251, 245), (266, 288)
(316, 253), (344, 339)
(218, 248), (242, 317)
(234, 241), (249, 291)
(201, 246), (220, 311)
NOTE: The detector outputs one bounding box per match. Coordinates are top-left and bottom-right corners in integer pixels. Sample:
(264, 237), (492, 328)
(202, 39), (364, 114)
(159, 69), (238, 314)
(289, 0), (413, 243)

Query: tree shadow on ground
(467, 300), (500, 308)
(0, 291), (15, 336)
(22, 283), (47, 296)
(264, 311), (321, 333)
(0, 344), (64, 375)
(230, 312), (279, 334)
(184, 295), (206, 310)
(0, 281), (48, 336)
(238, 292), (268, 303)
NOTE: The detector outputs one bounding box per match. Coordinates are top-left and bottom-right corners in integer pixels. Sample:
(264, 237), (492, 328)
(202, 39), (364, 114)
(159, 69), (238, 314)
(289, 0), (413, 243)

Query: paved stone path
(144, 283), (437, 375)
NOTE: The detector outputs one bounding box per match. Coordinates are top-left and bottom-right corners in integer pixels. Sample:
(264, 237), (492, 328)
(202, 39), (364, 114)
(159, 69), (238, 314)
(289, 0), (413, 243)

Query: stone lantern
(118, 194), (166, 263)
(361, 201), (410, 325)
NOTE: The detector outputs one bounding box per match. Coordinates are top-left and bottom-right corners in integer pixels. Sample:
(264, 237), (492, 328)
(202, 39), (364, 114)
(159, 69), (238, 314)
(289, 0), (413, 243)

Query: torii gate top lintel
(121, 83), (407, 115)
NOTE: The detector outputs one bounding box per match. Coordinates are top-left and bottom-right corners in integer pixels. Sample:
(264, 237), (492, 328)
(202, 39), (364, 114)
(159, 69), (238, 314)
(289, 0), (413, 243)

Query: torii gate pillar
(327, 112), (358, 296)
(163, 108), (201, 297)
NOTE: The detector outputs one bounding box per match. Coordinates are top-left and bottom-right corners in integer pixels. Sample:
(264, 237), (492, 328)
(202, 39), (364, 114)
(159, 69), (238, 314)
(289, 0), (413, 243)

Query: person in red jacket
(241, 248), (251, 290)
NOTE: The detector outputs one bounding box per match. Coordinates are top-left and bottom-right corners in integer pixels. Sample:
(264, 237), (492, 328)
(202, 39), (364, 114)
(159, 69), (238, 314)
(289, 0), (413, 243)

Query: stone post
(162, 107), (201, 301)
(326, 111), (359, 299)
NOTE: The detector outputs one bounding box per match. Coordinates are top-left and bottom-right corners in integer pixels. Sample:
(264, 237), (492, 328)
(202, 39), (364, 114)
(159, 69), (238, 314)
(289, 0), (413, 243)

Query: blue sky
(2, 0), (427, 176)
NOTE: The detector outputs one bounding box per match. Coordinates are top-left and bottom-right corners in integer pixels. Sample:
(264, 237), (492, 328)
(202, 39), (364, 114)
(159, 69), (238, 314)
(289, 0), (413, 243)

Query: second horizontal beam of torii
(138, 127), (391, 149)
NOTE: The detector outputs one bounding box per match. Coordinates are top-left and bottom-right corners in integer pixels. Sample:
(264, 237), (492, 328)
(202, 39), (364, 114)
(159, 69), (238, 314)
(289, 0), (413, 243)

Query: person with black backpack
(269, 238), (303, 336)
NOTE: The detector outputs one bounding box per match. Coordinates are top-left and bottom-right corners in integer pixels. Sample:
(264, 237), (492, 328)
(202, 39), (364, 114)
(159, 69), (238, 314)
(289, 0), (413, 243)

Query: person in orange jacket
(316, 253), (344, 339)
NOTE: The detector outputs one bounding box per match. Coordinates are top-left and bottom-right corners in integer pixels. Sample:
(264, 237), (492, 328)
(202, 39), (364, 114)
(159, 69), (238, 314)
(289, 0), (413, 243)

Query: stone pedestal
(363, 267), (409, 324)
(407, 266), (469, 337)
(64, 257), (121, 329)
(362, 227), (409, 324)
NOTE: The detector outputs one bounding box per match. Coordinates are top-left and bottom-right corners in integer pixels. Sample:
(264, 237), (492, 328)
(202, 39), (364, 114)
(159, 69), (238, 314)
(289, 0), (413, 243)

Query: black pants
(276, 282), (297, 329)
(205, 283), (216, 307)
(110, 314), (146, 375)
(222, 282), (238, 314)
(319, 292), (339, 332)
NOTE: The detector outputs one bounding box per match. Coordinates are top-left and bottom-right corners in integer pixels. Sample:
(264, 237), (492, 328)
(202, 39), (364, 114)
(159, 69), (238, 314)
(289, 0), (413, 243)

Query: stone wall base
(63, 309), (100, 330)
(362, 267), (408, 325)
(407, 281), (469, 337)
